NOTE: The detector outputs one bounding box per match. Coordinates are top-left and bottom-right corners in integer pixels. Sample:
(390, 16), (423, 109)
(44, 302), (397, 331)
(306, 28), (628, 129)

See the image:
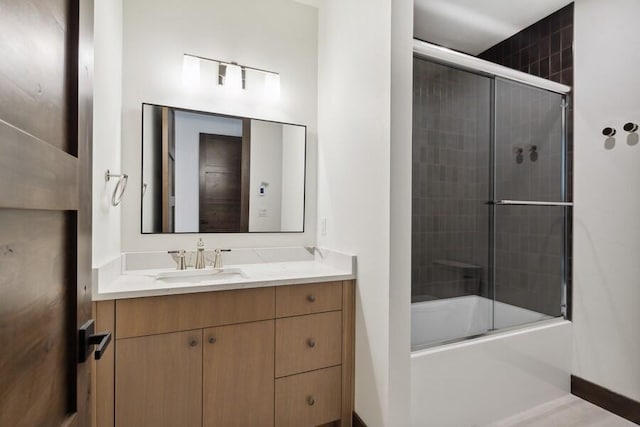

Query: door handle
(79, 319), (112, 362)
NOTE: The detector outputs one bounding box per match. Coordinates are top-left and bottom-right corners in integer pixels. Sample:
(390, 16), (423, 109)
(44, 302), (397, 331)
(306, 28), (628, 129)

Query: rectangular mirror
(141, 103), (306, 233)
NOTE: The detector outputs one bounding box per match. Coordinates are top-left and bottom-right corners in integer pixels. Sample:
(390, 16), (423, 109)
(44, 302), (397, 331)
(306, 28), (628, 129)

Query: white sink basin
(154, 267), (248, 283)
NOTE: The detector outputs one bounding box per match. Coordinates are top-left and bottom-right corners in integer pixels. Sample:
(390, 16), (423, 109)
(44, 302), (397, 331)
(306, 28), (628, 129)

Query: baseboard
(353, 412), (368, 427)
(571, 375), (640, 425)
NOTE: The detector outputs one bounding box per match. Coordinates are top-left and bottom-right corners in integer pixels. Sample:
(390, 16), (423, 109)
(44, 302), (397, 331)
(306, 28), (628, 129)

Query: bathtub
(411, 295), (553, 349)
(410, 296), (572, 427)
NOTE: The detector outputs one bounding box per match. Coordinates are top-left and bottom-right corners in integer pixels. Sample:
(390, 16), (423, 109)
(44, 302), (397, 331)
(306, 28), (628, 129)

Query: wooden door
(198, 132), (250, 232)
(203, 320), (275, 427)
(115, 330), (203, 427)
(161, 106), (175, 232)
(0, 1), (94, 426)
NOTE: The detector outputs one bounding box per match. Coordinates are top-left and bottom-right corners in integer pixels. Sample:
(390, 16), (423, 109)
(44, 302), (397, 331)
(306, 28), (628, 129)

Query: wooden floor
(484, 395), (636, 427)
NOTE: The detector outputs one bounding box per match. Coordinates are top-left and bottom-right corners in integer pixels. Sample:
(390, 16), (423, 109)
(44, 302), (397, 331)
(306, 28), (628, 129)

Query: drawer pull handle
(189, 339), (198, 347)
(307, 396), (315, 406)
(307, 338), (316, 348)
(307, 294), (316, 302)
(208, 337), (216, 344)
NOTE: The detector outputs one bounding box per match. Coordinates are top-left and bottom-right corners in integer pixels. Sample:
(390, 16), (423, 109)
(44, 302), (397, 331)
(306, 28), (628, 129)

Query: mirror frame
(140, 102), (308, 234)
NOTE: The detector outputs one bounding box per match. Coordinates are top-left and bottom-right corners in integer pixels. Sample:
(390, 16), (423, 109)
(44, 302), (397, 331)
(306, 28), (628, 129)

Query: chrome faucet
(168, 250), (187, 270)
(213, 249), (231, 269)
(195, 238), (206, 269)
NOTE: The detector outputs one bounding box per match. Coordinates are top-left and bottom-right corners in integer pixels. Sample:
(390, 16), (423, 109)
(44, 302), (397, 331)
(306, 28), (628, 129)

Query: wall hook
(602, 127), (616, 137)
(105, 169), (128, 207)
(624, 122), (639, 146)
(602, 127), (616, 150)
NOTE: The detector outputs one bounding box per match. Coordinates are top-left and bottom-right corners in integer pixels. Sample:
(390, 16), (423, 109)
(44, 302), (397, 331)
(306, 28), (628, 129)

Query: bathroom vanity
(91, 249), (356, 427)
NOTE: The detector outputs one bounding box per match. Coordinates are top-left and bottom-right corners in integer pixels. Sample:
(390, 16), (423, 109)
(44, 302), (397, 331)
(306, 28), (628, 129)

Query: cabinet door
(203, 320), (275, 427)
(116, 329), (203, 427)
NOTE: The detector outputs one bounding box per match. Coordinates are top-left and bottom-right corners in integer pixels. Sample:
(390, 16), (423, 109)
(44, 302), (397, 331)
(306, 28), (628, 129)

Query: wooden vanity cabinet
(115, 330), (203, 427)
(93, 280), (355, 427)
(203, 321), (275, 427)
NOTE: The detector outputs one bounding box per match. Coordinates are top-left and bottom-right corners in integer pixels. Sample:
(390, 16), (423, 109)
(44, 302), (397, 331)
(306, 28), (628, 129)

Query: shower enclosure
(411, 43), (571, 349)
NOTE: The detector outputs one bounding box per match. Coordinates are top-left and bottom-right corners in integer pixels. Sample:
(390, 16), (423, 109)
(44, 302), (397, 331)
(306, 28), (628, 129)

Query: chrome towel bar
(492, 200), (573, 207)
(105, 169), (128, 207)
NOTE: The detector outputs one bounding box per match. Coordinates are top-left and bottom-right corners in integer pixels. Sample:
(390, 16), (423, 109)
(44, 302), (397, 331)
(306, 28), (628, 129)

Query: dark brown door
(161, 106), (175, 233)
(199, 133), (250, 232)
(0, 1), (95, 426)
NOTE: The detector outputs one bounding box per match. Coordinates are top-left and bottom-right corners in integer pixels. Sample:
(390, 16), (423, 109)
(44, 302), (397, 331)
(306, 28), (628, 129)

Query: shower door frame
(412, 39), (573, 345)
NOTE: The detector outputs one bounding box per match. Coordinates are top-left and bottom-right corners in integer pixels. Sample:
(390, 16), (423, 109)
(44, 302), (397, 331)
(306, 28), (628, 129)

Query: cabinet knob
(307, 396), (315, 406)
(208, 337), (217, 344)
(189, 339), (198, 347)
(307, 338), (316, 348)
(307, 294), (316, 302)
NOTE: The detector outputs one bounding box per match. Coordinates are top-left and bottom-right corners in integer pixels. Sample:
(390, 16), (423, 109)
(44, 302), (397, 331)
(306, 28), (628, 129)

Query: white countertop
(93, 247), (356, 301)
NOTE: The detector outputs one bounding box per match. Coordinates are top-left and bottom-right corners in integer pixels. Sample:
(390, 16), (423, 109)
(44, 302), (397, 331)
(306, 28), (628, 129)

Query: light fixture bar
(184, 53), (279, 78)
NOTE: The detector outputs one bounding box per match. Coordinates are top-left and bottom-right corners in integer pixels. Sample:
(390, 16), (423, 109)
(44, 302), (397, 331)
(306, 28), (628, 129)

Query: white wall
(120, 0), (317, 252)
(172, 111), (242, 232)
(317, 1), (414, 424)
(573, 0), (640, 402)
(92, 0), (122, 267)
(388, 0), (414, 425)
(249, 120), (283, 231)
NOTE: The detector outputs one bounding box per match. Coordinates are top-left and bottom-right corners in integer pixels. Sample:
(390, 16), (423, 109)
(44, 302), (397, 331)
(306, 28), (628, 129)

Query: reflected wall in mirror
(142, 104), (306, 233)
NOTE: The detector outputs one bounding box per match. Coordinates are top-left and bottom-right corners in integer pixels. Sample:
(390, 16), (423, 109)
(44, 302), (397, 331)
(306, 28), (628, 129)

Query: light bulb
(225, 63), (243, 92)
(264, 73), (280, 101)
(182, 55), (200, 87)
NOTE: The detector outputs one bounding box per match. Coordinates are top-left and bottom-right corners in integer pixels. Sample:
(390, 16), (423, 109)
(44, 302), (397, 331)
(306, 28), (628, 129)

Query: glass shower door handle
(492, 200), (573, 207)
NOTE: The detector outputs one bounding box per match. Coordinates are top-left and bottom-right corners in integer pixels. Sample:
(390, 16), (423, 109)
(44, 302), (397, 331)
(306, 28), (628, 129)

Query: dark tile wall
(479, 3), (574, 199)
(478, 3), (574, 86)
(412, 59), (491, 302)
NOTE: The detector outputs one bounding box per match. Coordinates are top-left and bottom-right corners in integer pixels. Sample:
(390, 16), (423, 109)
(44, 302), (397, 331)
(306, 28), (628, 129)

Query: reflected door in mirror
(199, 133), (249, 232)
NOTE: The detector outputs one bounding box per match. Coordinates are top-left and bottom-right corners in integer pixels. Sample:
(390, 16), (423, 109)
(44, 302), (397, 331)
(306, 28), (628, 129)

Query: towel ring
(105, 169), (128, 207)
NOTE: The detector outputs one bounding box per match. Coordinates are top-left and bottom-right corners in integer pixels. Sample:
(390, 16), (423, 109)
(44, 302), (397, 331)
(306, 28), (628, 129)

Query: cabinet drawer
(275, 281), (342, 317)
(275, 366), (341, 427)
(275, 311), (342, 377)
(115, 287), (274, 338)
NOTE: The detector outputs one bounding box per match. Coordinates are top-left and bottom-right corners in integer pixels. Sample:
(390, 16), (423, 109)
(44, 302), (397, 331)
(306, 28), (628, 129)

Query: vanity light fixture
(183, 54), (280, 99)
(219, 62), (244, 90)
(182, 55), (201, 86)
(264, 72), (281, 101)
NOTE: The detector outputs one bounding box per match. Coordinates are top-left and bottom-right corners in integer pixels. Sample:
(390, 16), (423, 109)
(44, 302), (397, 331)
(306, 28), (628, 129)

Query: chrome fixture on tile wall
(513, 145), (538, 163)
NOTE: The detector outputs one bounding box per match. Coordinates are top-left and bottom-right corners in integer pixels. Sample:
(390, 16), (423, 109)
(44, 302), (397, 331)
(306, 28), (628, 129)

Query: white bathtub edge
(411, 318), (572, 427)
(411, 317), (570, 357)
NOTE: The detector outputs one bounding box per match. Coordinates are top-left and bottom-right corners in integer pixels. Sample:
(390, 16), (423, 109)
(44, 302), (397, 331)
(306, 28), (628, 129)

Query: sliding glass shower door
(411, 58), (570, 350)
(492, 79), (569, 330)
(411, 59), (493, 346)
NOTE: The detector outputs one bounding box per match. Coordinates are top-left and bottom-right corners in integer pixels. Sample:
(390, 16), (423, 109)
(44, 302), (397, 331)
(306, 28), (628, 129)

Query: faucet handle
(195, 239), (206, 269)
(213, 249), (231, 269)
(168, 250), (187, 270)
